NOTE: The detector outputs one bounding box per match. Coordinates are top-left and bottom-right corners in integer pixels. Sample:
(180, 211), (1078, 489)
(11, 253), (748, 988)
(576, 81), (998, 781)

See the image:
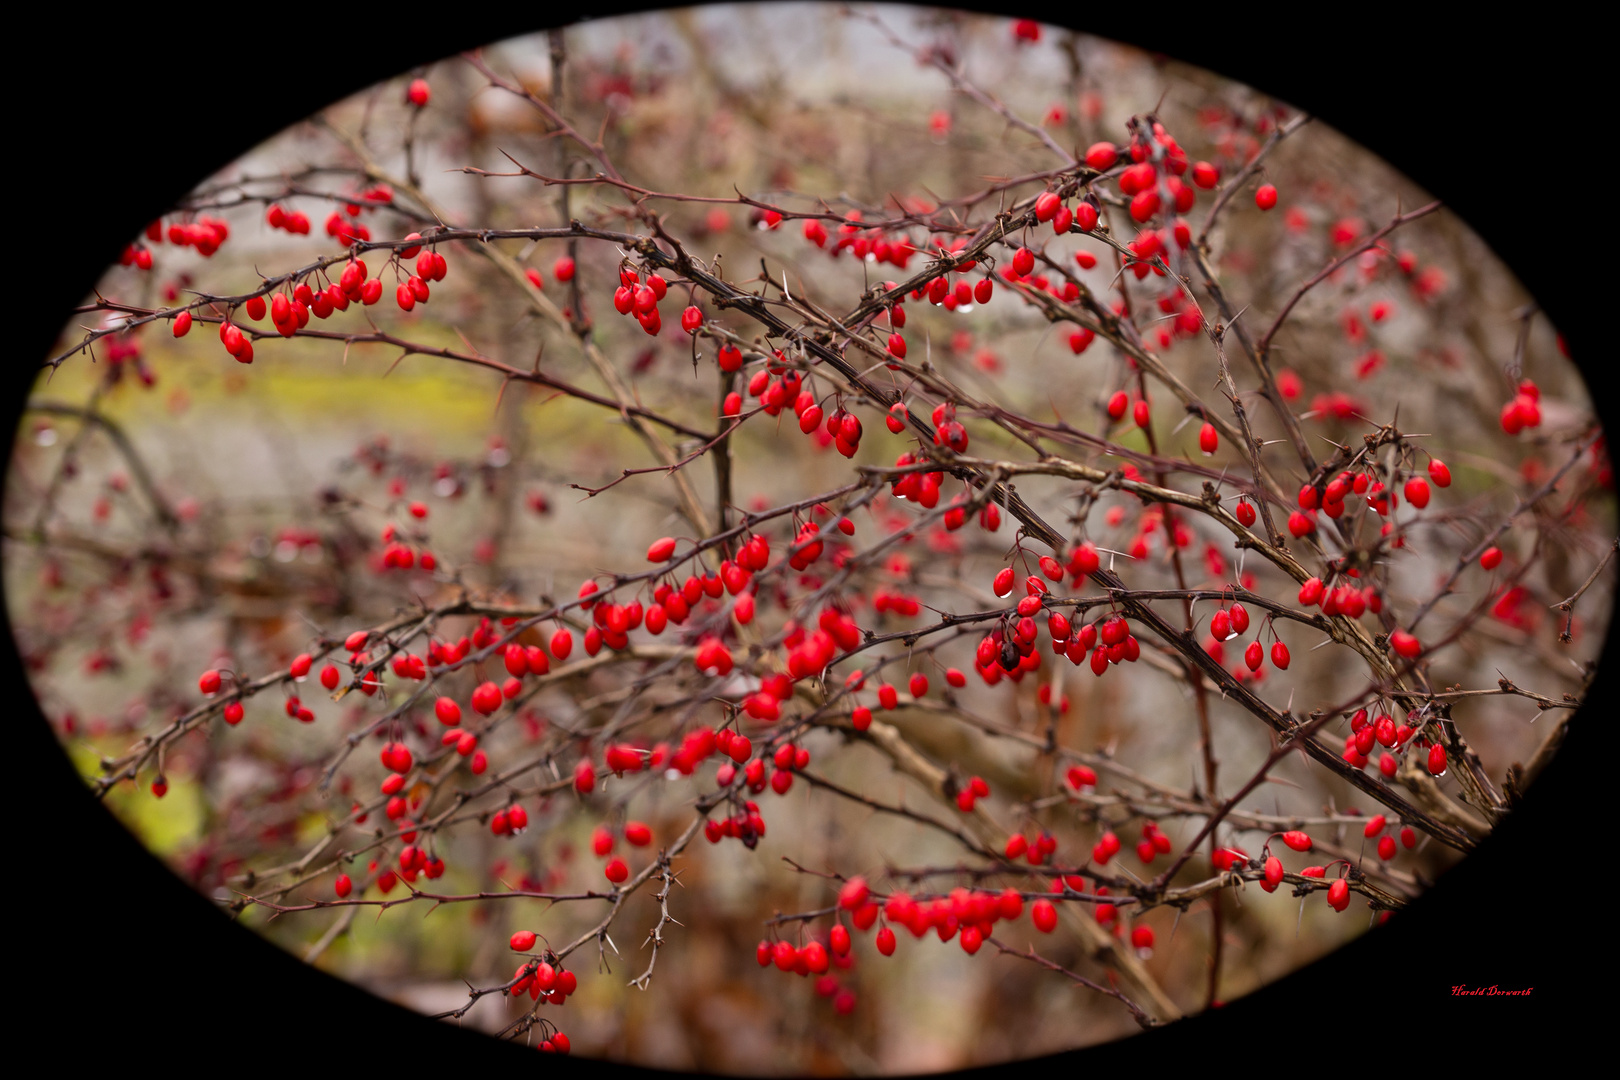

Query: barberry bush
(11, 4), (1609, 1068)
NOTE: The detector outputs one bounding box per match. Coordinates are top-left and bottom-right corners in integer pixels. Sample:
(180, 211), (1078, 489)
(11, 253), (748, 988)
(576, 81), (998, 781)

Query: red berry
(604, 857), (629, 883)
(875, 926), (897, 956)
(550, 629), (574, 661)
(1031, 899), (1058, 932)
(511, 931), (537, 951)
(1428, 459), (1452, 487)
(406, 78), (430, 107)
(471, 681), (502, 715)
(1084, 142), (1118, 171)
(1263, 856), (1283, 888)
(1255, 184), (1278, 210)
(1327, 878), (1350, 911)
(1270, 641), (1291, 670)
(1403, 477), (1431, 509)
(1480, 546), (1503, 570)
(1298, 578), (1324, 606)
(1235, 500), (1256, 527)
(1129, 189), (1161, 223)
(1198, 422), (1218, 455)
(1427, 744), (1448, 776)
(1389, 630), (1421, 659)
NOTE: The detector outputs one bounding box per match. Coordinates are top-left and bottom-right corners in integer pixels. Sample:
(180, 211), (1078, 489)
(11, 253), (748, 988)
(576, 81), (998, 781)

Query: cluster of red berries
(870, 585), (923, 615)
(889, 453), (947, 508)
(395, 248), (448, 312)
(796, 394), (866, 458)
(928, 401), (970, 454)
(756, 921), (861, 1015)
(377, 520), (437, 573)
(612, 266), (670, 336)
(489, 802), (530, 837)
(1337, 707), (1449, 777)
(504, 952), (579, 1009)
(1500, 378), (1543, 435)
(356, 838), (446, 894)
(151, 215), (231, 256)
(119, 243), (158, 271)
(322, 211), (372, 247)
(1105, 389), (1153, 429)
(591, 820), (654, 882)
(1000, 246), (1084, 305)
(771, 612), (845, 687)
(721, 677), (779, 729)
(263, 203), (312, 236)
(1134, 822), (1173, 863)
(801, 210), (922, 269)
(1002, 829), (1059, 864)
(902, 881), (1062, 948)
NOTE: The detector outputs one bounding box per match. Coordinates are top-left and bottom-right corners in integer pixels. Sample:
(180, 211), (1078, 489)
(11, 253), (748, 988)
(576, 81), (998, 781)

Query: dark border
(17, 4), (1604, 1067)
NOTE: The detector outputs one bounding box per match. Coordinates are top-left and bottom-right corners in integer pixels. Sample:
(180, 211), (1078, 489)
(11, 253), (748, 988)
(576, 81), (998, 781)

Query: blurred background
(8, 4), (1610, 1071)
